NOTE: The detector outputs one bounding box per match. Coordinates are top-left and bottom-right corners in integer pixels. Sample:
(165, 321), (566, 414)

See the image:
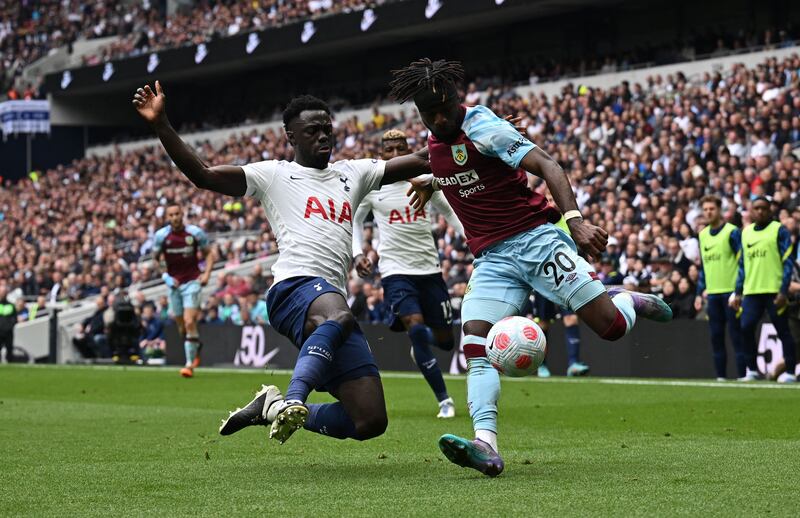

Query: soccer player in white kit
(133, 82), (431, 445)
(353, 129), (464, 418)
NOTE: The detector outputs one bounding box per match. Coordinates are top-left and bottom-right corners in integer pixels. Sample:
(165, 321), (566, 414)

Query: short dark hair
(282, 95), (331, 126)
(700, 195), (721, 207)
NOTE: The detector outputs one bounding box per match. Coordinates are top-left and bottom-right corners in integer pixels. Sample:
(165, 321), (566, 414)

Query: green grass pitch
(1, 365), (799, 517)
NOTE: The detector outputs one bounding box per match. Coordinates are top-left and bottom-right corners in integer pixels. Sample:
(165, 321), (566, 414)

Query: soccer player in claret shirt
(133, 82), (431, 445)
(353, 129), (463, 419)
(153, 204), (216, 378)
(391, 58), (673, 477)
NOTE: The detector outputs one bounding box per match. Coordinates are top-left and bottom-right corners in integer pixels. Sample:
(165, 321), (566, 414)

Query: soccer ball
(486, 316), (547, 377)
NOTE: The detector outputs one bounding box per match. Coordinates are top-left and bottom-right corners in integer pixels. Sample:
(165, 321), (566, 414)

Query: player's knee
(463, 320), (491, 338)
(353, 413), (388, 441)
(309, 309), (355, 337)
(401, 314), (424, 329)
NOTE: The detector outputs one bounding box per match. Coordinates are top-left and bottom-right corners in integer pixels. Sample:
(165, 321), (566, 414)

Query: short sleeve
(153, 227), (168, 253)
(351, 159), (386, 193)
(242, 160), (277, 198)
(462, 105), (536, 169)
(188, 226), (210, 248)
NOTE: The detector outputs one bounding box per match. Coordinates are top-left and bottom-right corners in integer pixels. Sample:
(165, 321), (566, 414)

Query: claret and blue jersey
(427, 104), (560, 256)
(153, 224), (209, 284)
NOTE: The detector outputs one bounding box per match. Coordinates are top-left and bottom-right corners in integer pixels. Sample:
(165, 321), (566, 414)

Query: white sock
(610, 291), (636, 331)
(475, 429), (498, 452)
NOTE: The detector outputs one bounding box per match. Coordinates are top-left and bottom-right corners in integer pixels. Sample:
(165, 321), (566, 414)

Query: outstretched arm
(132, 81), (246, 197)
(381, 147), (430, 185)
(520, 147), (607, 260)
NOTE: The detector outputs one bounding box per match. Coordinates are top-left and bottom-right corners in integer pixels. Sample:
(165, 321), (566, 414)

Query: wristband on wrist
(564, 210), (582, 222)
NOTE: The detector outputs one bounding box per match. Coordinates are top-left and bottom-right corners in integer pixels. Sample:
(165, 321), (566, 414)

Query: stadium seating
(1, 1), (399, 94)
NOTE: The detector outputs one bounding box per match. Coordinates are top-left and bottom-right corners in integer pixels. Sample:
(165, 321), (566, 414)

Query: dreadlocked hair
(389, 58), (465, 103)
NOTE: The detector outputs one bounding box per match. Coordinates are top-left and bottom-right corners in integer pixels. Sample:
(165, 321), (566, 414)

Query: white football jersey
(243, 158), (385, 294)
(353, 181), (464, 278)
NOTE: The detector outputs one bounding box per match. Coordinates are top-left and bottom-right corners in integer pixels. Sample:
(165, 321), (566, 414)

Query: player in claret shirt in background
(134, 81), (432, 447)
(352, 128), (464, 419)
(153, 204), (216, 378)
(391, 58), (673, 477)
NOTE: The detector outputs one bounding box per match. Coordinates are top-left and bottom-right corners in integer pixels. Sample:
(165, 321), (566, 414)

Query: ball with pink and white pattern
(486, 316), (547, 377)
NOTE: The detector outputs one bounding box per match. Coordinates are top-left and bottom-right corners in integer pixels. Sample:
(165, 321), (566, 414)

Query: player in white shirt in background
(133, 83), (432, 446)
(353, 129), (464, 418)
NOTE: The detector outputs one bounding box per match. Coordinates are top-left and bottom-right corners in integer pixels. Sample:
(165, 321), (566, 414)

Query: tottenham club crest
(451, 144), (468, 166)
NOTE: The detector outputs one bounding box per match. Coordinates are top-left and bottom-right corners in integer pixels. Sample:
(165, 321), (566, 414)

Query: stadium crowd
(1, 0), (133, 94)
(3, 0), (797, 101)
(1, 0), (396, 93)
(1, 53), (799, 347)
(89, 0), (395, 64)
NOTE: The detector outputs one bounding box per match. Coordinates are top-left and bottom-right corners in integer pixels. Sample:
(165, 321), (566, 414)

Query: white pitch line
(4, 363), (800, 390)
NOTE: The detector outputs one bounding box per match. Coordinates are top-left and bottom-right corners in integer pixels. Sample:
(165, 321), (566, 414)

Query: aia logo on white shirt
(304, 197), (352, 224)
(388, 206), (427, 224)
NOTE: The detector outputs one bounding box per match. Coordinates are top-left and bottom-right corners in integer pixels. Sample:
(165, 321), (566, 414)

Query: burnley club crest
(451, 144), (468, 166)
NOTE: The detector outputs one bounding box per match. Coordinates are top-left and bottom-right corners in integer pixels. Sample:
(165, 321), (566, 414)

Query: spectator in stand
(672, 277), (697, 319)
(72, 295), (110, 358)
(238, 304), (253, 326)
(218, 293), (241, 324)
(246, 292), (269, 325)
(139, 303), (165, 360)
(156, 295), (170, 321)
(249, 264), (269, 295)
(204, 305), (224, 325)
(598, 257), (624, 285)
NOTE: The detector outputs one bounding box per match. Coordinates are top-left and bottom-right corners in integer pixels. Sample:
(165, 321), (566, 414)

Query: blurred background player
(393, 58), (672, 477)
(352, 128), (463, 419)
(153, 204), (215, 377)
(529, 292), (589, 377)
(731, 197), (796, 383)
(694, 195), (745, 381)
